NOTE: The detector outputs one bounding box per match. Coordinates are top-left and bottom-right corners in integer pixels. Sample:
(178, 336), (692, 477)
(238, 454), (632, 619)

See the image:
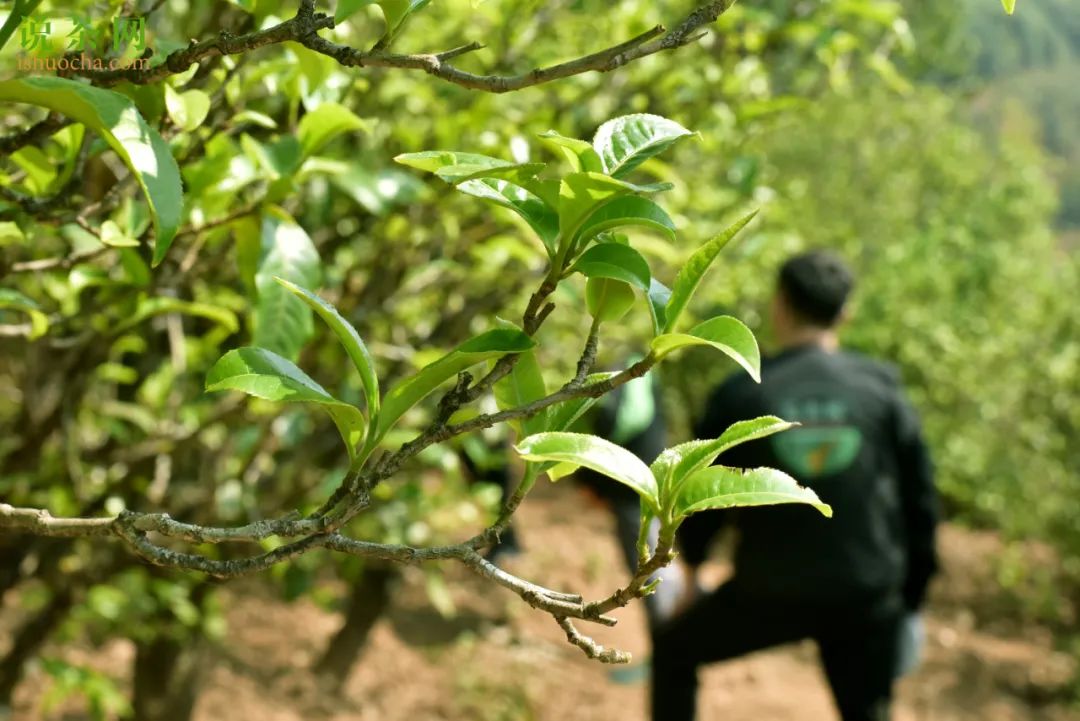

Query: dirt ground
(12, 482), (1080, 720)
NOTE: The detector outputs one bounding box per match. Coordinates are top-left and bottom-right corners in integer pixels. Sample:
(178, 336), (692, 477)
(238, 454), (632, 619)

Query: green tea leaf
(592, 114), (694, 179)
(206, 347), (365, 456)
(330, 165), (424, 216)
(273, 278), (380, 430)
(0, 77), (183, 266)
(646, 278), (671, 337)
(114, 296), (239, 334)
(515, 432), (659, 510)
(492, 321), (548, 437)
(674, 465), (832, 520)
(575, 195), (676, 247)
(663, 211), (757, 333)
(336, 0), (376, 21)
(456, 178), (559, 253)
(395, 150), (511, 175)
(537, 130), (604, 173)
(557, 172), (635, 249)
(253, 210), (321, 361)
(651, 315), (761, 382)
(100, 220), (139, 248)
(441, 163), (545, 185)
(571, 242), (651, 290)
(376, 0), (432, 39)
(652, 416), (797, 500)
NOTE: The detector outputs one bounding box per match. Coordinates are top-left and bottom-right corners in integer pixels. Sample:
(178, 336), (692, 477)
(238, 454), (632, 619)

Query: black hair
(777, 250), (855, 327)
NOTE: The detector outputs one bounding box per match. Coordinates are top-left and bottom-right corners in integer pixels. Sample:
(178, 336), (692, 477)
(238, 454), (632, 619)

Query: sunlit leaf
(206, 347), (365, 456)
(592, 114), (694, 179)
(252, 209), (321, 362)
(516, 432), (659, 510)
(674, 465), (832, 519)
(651, 416), (797, 498)
(557, 172), (635, 246)
(651, 315), (760, 381)
(164, 85), (210, 132)
(571, 242), (651, 290)
(375, 0), (432, 40)
(575, 195), (676, 247)
(456, 178), (559, 253)
(0, 77), (183, 266)
(537, 130), (604, 173)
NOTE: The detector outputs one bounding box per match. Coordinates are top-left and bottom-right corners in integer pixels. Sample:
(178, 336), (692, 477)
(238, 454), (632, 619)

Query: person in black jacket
(651, 250), (939, 721)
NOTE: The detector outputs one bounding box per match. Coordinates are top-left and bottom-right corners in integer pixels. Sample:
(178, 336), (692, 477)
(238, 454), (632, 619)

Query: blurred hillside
(920, 0), (1080, 230)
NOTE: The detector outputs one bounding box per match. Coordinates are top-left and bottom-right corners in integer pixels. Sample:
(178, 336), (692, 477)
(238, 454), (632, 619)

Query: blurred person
(651, 250), (939, 721)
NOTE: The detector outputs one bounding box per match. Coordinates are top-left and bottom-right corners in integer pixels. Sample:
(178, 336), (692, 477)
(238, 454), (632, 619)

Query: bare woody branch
(0, 114), (68, 155)
(59, 0), (737, 93)
(0, 500), (654, 656)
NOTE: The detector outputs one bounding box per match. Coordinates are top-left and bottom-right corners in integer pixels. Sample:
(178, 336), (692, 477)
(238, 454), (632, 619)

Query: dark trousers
(651, 581), (903, 721)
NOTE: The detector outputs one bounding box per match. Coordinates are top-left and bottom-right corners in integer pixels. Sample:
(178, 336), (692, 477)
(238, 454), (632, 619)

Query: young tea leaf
(673, 465), (832, 520)
(395, 150), (513, 175)
(515, 432), (659, 510)
(592, 114), (694, 179)
(663, 211), (757, 333)
(653, 416), (797, 501)
(646, 278), (672, 337)
(455, 178), (559, 253)
(571, 242), (651, 291)
(273, 278), (380, 430)
(651, 315), (761, 382)
(164, 85), (211, 132)
(537, 130), (604, 173)
(206, 347), (365, 457)
(492, 321), (548, 437)
(557, 173), (635, 253)
(574, 195), (677, 247)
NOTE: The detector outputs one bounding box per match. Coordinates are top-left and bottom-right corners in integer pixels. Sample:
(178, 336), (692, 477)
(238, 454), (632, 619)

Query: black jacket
(680, 344), (939, 610)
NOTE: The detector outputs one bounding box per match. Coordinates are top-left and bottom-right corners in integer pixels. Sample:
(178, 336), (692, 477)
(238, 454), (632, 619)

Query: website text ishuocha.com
(15, 53), (151, 72)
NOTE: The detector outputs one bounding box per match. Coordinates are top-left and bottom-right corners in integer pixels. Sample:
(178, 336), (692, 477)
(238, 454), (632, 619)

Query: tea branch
(58, 0), (737, 92)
